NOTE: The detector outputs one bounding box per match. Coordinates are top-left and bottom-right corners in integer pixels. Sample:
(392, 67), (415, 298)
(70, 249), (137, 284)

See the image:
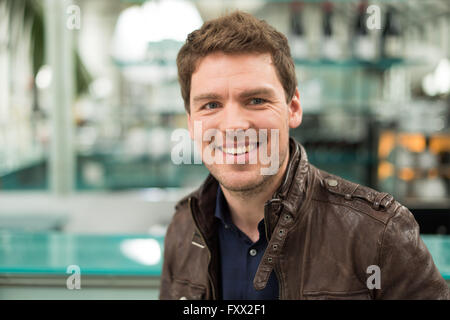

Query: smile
(217, 143), (259, 155)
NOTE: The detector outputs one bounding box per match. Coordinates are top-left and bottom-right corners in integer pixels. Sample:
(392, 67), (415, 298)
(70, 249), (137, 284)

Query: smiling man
(159, 11), (449, 300)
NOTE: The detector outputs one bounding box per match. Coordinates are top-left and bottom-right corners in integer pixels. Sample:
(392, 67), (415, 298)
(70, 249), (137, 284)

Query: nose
(217, 100), (251, 133)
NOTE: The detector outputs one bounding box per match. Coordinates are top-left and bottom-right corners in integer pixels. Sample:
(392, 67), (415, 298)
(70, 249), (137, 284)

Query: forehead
(191, 52), (281, 91)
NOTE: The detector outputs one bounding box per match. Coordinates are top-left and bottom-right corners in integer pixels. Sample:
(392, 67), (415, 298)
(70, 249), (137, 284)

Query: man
(159, 11), (449, 300)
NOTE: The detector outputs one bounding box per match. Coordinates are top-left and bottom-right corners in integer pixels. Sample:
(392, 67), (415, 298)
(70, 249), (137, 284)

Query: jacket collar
(268, 137), (311, 217)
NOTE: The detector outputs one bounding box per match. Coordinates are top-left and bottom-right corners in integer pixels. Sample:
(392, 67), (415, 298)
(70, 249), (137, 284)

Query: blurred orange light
(378, 161), (394, 180)
(430, 135), (450, 154)
(398, 133), (426, 153)
(378, 131), (395, 158)
(398, 168), (415, 181)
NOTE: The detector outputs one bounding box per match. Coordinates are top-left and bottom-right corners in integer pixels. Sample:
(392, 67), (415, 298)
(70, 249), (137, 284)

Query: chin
(206, 165), (269, 192)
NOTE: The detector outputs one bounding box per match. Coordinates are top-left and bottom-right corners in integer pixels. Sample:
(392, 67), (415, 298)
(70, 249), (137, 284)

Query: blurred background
(0, 0), (449, 299)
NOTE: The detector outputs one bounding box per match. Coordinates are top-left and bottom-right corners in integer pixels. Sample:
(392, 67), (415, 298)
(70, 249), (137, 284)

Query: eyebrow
(192, 88), (276, 104)
(237, 88), (276, 100)
(192, 93), (222, 104)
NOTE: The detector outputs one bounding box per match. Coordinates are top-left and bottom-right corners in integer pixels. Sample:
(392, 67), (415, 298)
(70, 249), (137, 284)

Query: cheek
(256, 109), (290, 133)
(199, 119), (221, 147)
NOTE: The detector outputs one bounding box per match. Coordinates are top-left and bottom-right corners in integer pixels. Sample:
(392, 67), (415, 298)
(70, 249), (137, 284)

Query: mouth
(216, 142), (259, 156)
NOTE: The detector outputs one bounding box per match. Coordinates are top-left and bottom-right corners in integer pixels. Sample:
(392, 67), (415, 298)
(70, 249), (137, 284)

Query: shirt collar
(215, 185), (267, 238)
(214, 185), (232, 225)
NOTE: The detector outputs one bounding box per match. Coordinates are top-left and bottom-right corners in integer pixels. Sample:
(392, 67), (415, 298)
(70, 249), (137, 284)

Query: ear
(288, 88), (302, 129)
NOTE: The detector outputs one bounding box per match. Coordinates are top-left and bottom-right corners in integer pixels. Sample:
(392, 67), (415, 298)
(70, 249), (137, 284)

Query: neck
(221, 153), (290, 242)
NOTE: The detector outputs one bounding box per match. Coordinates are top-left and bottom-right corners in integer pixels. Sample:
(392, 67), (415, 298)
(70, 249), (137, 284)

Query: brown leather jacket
(160, 138), (450, 300)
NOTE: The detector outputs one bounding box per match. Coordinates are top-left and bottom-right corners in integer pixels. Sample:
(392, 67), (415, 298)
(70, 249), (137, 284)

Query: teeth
(219, 143), (257, 155)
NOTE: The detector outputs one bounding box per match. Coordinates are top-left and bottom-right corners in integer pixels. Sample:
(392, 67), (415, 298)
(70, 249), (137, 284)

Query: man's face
(188, 52), (302, 193)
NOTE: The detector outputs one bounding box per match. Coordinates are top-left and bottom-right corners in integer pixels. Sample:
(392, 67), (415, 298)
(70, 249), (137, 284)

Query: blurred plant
(6, 0), (91, 96)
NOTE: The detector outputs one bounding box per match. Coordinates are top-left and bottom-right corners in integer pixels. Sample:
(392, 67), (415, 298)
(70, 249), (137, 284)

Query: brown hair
(177, 11), (297, 113)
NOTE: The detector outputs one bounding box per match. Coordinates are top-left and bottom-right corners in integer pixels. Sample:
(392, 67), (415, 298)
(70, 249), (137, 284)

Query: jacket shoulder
(311, 166), (403, 225)
(169, 192), (196, 233)
(168, 186), (206, 242)
(174, 193), (191, 212)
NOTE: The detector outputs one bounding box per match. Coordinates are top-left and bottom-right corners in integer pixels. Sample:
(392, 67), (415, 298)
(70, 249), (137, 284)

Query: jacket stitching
(299, 202), (313, 300)
(311, 197), (391, 225)
(303, 289), (369, 296)
(375, 208), (401, 299)
(172, 278), (207, 291)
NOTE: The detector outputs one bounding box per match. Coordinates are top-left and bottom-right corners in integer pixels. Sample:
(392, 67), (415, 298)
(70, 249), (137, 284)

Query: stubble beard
(205, 144), (289, 199)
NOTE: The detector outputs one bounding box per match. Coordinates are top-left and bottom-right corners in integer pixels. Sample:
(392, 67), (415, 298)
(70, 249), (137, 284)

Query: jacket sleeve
(375, 205), (450, 299)
(159, 215), (177, 300)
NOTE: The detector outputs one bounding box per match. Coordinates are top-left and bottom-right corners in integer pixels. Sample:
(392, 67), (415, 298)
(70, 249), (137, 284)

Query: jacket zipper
(189, 196), (217, 300)
(264, 202), (284, 300)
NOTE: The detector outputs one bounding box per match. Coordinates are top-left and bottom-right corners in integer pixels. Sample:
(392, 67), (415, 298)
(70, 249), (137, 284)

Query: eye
(203, 102), (220, 110)
(249, 98), (267, 105)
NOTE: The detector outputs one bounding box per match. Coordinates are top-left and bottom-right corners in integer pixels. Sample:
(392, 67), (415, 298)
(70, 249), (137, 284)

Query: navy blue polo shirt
(215, 186), (279, 300)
